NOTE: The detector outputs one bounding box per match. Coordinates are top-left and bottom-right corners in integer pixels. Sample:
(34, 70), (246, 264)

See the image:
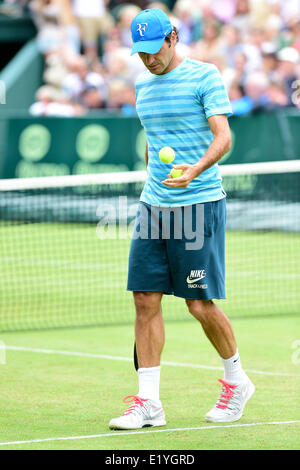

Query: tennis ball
(170, 168), (183, 178)
(159, 146), (175, 163)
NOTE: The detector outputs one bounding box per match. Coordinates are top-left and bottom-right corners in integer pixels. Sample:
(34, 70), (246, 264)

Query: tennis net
(0, 160), (299, 332)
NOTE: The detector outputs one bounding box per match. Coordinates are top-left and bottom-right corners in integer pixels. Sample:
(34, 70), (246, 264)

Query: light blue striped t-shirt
(135, 57), (232, 207)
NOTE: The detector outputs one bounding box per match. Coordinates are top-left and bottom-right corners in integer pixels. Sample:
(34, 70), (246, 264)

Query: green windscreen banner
(0, 110), (300, 179)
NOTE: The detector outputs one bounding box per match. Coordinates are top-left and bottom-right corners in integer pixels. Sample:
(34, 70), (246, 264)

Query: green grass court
(0, 318), (300, 450)
(0, 224), (300, 449)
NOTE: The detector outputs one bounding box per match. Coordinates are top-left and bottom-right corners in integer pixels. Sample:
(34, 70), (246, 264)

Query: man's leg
(186, 298), (247, 382)
(134, 291), (164, 368)
(185, 299), (237, 360)
(186, 298), (255, 422)
(134, 292), (164, 403)
(109, 291), (166, 429)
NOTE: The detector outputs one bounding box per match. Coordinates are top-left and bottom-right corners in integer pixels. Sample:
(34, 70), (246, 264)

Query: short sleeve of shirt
(197, 64), (232, 119)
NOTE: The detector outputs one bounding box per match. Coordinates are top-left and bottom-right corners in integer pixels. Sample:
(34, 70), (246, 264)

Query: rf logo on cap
(130, 9), (173, 55)
(137, 23), (148, 36)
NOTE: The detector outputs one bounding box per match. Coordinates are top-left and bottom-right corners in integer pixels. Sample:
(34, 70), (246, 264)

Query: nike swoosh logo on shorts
(186, 276), (205, 284)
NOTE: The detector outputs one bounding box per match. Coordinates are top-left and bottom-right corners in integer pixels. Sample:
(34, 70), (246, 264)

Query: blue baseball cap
(130, 9), (173, 56)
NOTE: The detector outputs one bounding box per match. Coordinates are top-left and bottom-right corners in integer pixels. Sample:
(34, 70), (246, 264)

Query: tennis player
(109, 8), (255, 430)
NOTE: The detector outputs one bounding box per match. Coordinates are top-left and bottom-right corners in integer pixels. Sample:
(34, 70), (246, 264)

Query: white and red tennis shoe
(205, 377), (255, 422)
(109, 395), (166, 430)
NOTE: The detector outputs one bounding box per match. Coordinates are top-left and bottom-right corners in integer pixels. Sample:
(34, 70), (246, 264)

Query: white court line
(0, 420), (300, 447)
(4, 346), (300, 378)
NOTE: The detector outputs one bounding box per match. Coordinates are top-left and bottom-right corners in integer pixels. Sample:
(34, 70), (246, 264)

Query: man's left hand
(161, 164), (200, 188)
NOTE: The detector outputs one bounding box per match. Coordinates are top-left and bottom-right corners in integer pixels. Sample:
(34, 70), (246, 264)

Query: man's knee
(186, 299), (214, 324)
(133, 292), (162, 318)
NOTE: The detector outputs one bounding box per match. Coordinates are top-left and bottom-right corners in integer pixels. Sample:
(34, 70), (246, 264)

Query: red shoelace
(122, 395), (148, 416)
(216, 379), (238, 410)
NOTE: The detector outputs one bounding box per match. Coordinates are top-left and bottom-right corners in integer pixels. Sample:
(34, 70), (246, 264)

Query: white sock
(221, 349), (248, 384)
(137, 366), (161, 402)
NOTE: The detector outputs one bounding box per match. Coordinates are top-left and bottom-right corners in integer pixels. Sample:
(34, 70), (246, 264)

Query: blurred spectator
(211, 0), (236, 24)
(27, 0), (300, 115)
(241, 28), (264, 73)
(230, 0), (251, 34)
(261, 51), (278, 82)
(43, 50), (69, 88)
(30, 0), (79, 55)
(232, 51), (249, 87)
(60, 0), (81, 54)
(228, 82), (253, 115)
(265, 81), (289, 109)
(172, 0), (202, 45)
(72, 0), (114, 60)
(250, 0), (272, 29)
(0, 0), (31, 16)
(276, 47), (300, 106)
(244, 70), (270, 110)
(289, 16), (300, 52)
(219, 25), (242, 69)
(114, 3), (141, 48)
(293, 65), (300, 108)
(103, 46), (143, 85)
(29, 85), (85, 116)
(261, 13), (283, 51)
(190, 17), (222, 62)
(107, 78), (136, 114)
(275, 0), (300, 24)
(207, 54), (236, 90)
(62, 54), (107, 103)
(147, 1), (170, 14)
(80, 85), (106, 109)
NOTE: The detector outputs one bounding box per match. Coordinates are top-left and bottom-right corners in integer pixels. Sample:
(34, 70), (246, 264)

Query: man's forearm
(193, 133), (231, 177)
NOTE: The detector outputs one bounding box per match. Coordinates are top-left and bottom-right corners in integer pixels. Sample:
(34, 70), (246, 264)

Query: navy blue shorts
(127, 198), (226, 300)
